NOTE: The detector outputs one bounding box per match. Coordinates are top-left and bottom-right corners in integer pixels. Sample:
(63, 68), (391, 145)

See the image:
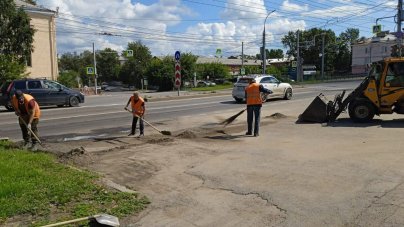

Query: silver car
(232, 75), (293, 102)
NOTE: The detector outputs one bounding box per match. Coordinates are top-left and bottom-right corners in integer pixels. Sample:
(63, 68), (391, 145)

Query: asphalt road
(0, 80), (361, 141)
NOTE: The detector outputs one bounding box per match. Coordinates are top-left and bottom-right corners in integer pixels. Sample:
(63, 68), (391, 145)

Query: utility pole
(241, 41), (244, 70)
(398, 0), (403, 56)
(262, 10), (275, 75)
(297, 30), (301, 82)
(321, 33), (325, 80)
(93, 42), (98, 95)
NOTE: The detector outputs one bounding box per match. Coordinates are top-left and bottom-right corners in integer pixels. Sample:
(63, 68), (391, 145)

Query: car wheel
(69, 96), (79, 107)
(234, 97), (243, 103)
(348, 100), (375, 123)
(5, 101), (14, 111)
(284, 88), (293, 100)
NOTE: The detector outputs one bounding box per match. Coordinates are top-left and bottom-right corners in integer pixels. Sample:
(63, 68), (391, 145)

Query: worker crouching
(12, 90), (41, 151)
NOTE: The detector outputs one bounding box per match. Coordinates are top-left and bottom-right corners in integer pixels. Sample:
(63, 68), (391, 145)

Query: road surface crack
(186, 171), (287, 214)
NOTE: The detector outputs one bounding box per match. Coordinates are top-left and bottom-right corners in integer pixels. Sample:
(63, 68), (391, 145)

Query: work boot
(137, 133), (144, 138)
(22, 141), (31, 149)
(245, 132), (252, 136)
(30, 143), (39, 152)
(128, 132), (135, 136)
(254, 133), (259, 137)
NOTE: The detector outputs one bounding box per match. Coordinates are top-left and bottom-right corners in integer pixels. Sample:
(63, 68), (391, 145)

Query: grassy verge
(0, 141), (149, 226)
(190, 84), (233, 91)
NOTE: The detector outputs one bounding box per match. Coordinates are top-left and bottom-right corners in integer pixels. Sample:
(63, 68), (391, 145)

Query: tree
(119, 41), (152, 88)
(58, 70), (79, 88)
(267, 49), (284, 58)
(146, 56), (175, 91)
(179, 52), (198, 82)
(0, 0), (35, 81)
(334, 28), (360, 72)
(196, 62), (230, 80)
(96, 48), (120, 82)
(282, 28), (337, 73)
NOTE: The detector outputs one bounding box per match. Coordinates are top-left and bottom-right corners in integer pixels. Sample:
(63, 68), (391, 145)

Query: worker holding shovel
(11, 90), (41, 151)
(245, 79), (272, 137)
(125, 91), (145, 137)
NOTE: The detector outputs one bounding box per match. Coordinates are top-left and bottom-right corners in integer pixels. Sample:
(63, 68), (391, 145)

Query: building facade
(15, 0), (58, 80)
(351, 33), (396, 74)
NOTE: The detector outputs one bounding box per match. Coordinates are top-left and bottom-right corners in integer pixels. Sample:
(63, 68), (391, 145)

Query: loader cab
(369, 62), (384, 87)
(384, 62), (404, 88)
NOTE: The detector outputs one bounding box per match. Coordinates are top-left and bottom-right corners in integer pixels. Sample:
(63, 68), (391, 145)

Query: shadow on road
(205, 134), (246, 140)
(326, 118), (404, 128)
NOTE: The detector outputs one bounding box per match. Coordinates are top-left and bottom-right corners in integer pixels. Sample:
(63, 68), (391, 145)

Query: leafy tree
(58, 70), (79, 88)
(196, 62), (230, 80)
(96, 48), (120, 82)
(334, 28), (360, 72)
(267, 49), (284, 58)
(119, 41), (152, 88)
(146, 56), (175, 91)
(179, 52), (198, 81)
(0, 0), (35, 81)
(282, 28), (337, 73)
(59, 52), (82, 72)
(0, 55), (27, 81)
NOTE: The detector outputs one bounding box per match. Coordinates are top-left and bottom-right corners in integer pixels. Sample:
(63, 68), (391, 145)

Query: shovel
(41, 213), (119, 227)
(125, 108), (172, 136)
(19, 116), (42, 145)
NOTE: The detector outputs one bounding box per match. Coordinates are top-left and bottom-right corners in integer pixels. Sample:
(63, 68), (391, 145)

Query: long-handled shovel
(220, 108), (246, 126)
(125, 108), (172, 136)
(19, 116), (42, 145)
(41, 213), (119, 227)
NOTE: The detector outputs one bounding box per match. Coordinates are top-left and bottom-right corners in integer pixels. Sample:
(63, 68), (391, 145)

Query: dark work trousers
(131, 116), (144, 135)
(19, 117), (39, 144)
(246, 105), (261, 135)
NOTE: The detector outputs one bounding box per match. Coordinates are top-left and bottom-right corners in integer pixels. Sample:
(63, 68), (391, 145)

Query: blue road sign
(175, 51), (181, 61)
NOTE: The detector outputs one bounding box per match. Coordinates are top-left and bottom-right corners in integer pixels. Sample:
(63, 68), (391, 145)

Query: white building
(351, 32), (397, 74)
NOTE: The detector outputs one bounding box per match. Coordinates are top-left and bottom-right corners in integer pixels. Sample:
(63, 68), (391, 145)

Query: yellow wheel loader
(299, 57), (404, 123)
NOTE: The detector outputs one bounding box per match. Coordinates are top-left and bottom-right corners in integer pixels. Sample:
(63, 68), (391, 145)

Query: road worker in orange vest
(125, 91), (145, 137)
(11, 90), (41, 150)
(245, 78), (272, 137)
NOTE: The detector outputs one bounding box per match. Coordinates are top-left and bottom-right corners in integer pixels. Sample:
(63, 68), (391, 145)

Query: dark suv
(0, 79), (85, 111)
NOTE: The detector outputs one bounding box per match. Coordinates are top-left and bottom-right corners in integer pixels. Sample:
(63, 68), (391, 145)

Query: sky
(34, 0), (398, 57)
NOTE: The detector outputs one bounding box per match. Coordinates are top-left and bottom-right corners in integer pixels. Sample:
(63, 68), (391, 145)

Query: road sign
(126, 50), (133, 57)
(291, 61), (297, 68)
(175, 51), (181, 61)
(372, 25), (381, 34)
(175, 62), (181, 88)
(240, 67), (245, 75)
(216, 48), (222, 57)
(86, 67), (94, 75)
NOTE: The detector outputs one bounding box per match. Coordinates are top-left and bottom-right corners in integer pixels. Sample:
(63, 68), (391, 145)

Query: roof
(197, 57), (262, 66)
(15, 0), (55, 15)
(353, 33), (397, 46)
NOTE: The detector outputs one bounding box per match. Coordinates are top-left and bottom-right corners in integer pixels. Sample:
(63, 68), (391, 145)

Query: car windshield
(237, 78), (253, 83)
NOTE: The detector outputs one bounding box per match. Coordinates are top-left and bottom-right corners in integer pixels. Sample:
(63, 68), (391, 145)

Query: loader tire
(348, 100), (375, 123)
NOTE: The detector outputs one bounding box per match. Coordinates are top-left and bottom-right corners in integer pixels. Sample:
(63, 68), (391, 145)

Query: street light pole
(93, 42), (98, 95)
(262, 10), (275, 75)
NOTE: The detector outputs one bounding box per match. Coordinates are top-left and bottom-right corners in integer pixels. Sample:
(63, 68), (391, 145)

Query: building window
(365, 48), (368, 54)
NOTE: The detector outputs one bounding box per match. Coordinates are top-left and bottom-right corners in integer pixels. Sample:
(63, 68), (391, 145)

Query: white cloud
(280, 0), (308, 12)
(302, 5), (367, 18)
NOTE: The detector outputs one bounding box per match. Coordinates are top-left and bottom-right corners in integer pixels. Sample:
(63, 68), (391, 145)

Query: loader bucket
(298, 93), (330, 123)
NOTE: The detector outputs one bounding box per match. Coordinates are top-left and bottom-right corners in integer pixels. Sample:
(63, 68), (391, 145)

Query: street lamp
(262, 10), (276, 74)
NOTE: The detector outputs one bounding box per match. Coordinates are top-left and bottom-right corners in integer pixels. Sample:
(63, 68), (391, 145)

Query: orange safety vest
(130, 96), (145, 116)
(12, 94), (41, 119)
(245, 83), (262, 105)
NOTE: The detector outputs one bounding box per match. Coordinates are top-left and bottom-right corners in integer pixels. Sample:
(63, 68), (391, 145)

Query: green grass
(0, 141), (149, 226)
(191, 84), (233, 91)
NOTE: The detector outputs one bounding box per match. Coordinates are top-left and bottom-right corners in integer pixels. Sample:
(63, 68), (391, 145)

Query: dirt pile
(176, 130), (198, 139)
(146, 137), (174, 144)
(266, 113), (288, 119)
(58, 147), (93, 165)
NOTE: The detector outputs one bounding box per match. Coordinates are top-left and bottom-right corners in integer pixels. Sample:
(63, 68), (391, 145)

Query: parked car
(232, 75), (293, 103)
(0, 78), (85, 111)
(197, 80), (216, 87)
